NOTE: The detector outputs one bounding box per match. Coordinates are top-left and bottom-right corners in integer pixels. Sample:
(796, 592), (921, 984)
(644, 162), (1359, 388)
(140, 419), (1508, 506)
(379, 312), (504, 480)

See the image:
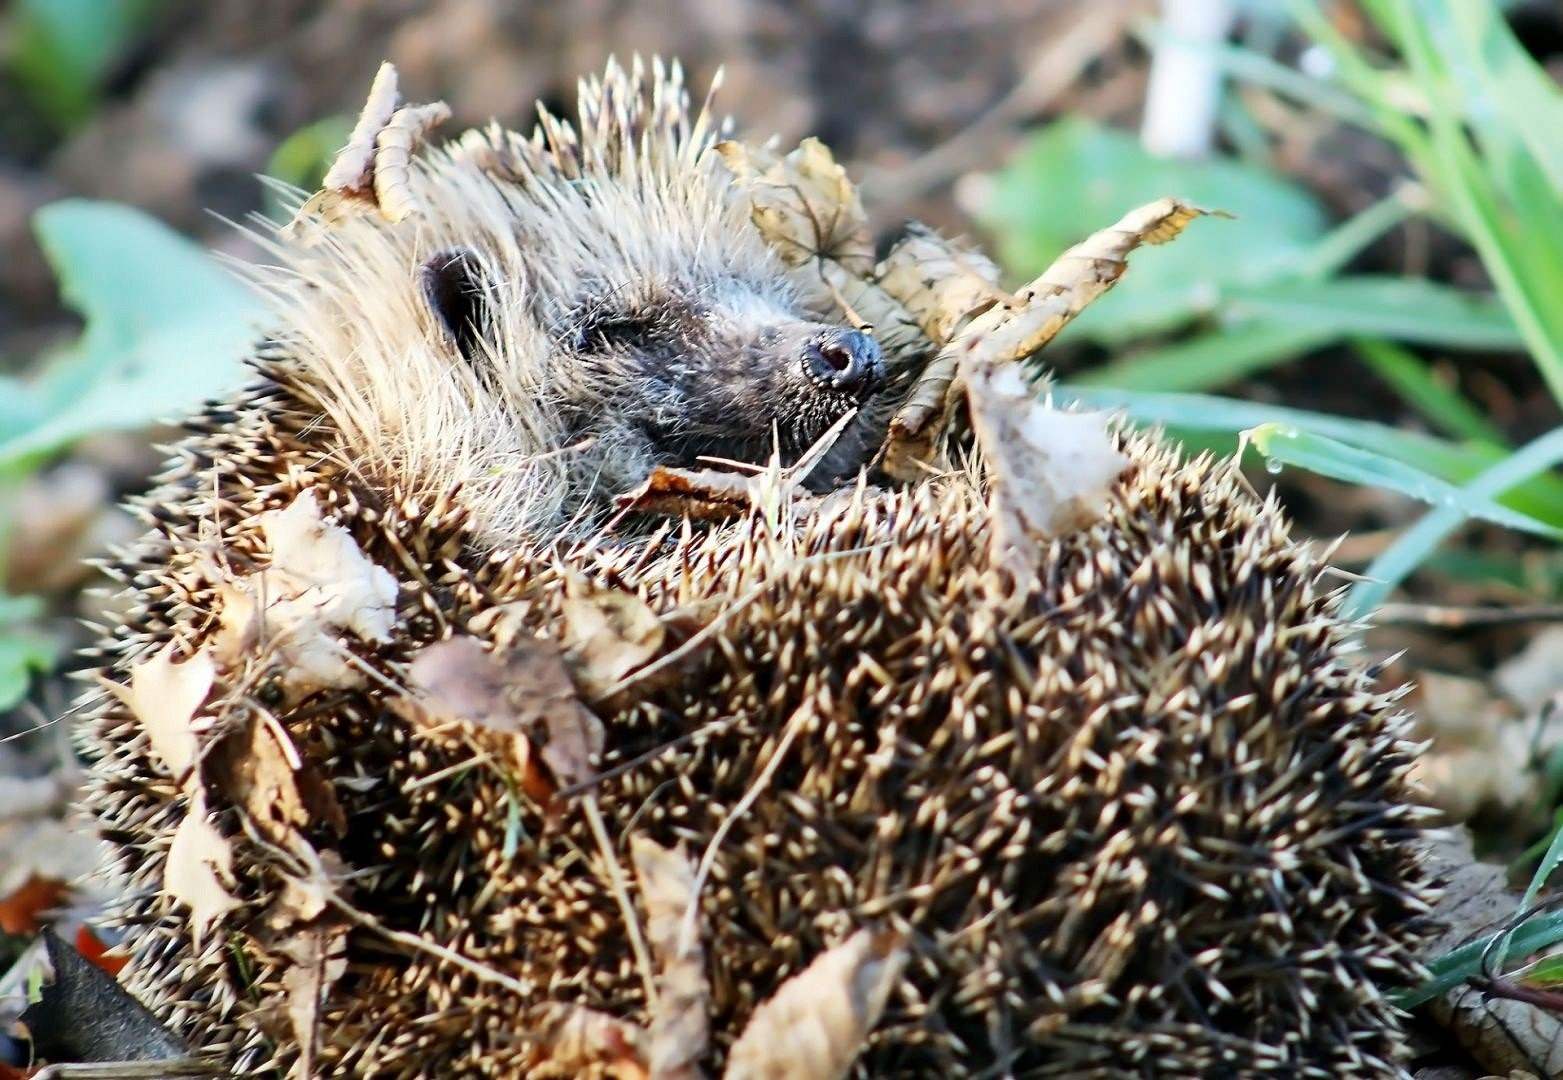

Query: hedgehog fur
(76, 58), (1434, 1078)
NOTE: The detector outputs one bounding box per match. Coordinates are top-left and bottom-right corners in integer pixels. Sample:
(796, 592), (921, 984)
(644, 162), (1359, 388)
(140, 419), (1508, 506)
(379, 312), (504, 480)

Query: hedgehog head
(260, 59), (894, 544)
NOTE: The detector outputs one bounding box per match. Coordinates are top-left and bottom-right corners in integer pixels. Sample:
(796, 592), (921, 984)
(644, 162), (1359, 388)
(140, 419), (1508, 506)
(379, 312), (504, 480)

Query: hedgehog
(73, 57), (1436, 1079)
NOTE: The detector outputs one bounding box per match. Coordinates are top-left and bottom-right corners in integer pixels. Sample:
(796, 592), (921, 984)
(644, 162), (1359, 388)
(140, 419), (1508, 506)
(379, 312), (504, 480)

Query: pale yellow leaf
(630, 837), (708, 1079)
(104, 642), (215, 782)
(722, 927), (907, 1080)
(165, 788), (241, 946)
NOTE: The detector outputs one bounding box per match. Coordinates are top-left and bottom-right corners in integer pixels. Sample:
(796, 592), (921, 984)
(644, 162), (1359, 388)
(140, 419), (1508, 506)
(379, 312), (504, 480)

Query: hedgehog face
(563, 274), (886, 475)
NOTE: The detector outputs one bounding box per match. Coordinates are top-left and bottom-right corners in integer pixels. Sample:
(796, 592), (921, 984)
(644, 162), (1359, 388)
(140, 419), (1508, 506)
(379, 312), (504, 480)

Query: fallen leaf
(401, 634), (604, 793)
(630, 837), (708, 1080)
(206, 715), (309, 850)
(716, 138), (873, 273)
(1421, 829), (1563, 1077)
(211, 491), (398, 696)
(526, 1002), (648, 1079)
(873, 224), (1009, 344)
(561, 587), (665, 703)
(963, 363), (1127, 577)
(102, 642), (215, 782)
(0, 818), (102, 905)
(164, 788), (241, 947)
(273, 923), (348, 1080)
(722, 927), (907, 1080)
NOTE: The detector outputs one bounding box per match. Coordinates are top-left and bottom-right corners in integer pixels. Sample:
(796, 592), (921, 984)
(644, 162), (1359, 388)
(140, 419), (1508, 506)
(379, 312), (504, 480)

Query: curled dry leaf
(211, 491), (397, 696)
(206, 715), (313, 851)
(963, 363), (1127, 577)
(287, 61), (450, 235)
(527, 1002), (649, 1080)
(561, 586), (666, 703)
(401, 634), (605, 794)
(630, 837), (709, 1080)
(103, 641), (215, 782)
(722, 927), (908, 1080)
(883, 197), (1220, 478)
(164, 788), (241, 947)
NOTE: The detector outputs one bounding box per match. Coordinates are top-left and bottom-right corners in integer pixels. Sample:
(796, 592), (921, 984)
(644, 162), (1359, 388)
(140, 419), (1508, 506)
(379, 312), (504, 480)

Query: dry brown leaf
(528, 1002), (649, 1079)
(402, 634), (605, 792)
(206, 716), (310, 851)
(0, 818), (101, 902)
(716, 138), (873, 273)
(164, 788), (242, 946)
(722, 927), (907, 1080)
(1409, 672), (1553, 823)
(287, 61), (450, 234)
(962, 363), (1127, 577)
(103, 642), (215, 783)
(873, 224), (1009, 345)
(211, 491), (397, 695)
(630, 837), (709, 1080)
(1423, 829), (1563, 1077)
(883, 197), (1219, 479)
(561, 587), (666, 703)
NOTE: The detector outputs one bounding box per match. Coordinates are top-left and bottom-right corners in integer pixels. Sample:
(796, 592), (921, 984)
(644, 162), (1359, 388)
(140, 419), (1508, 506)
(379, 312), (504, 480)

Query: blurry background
(2, 0), (1563, 1071)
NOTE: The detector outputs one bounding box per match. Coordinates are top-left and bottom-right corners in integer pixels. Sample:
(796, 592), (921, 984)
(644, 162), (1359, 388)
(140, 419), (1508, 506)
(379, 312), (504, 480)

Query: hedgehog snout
(802, 328), (883, 398)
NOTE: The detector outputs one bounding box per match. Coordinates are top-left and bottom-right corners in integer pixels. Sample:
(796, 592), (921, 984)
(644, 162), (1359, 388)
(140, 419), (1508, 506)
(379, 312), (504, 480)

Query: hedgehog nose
(804, 328), (883, 396)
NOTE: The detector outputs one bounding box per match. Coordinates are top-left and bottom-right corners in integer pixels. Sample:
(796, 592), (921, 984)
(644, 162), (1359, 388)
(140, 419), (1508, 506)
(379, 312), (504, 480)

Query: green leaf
(0, 594), (54, 712)
(0, 201), (264, 473)
(1513, 953), (1563, 990)
(1076, 322), (1337, 392)
(1246, 423), (1559, 539)
(6, 0), (162, 130)
(975, 117), (1328, 345)
(1225, 276), (1524, 352)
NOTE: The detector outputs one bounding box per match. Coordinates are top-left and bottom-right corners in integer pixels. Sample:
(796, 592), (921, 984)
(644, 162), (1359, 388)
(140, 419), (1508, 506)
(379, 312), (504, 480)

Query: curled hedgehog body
(79, 59), (1434, 1078)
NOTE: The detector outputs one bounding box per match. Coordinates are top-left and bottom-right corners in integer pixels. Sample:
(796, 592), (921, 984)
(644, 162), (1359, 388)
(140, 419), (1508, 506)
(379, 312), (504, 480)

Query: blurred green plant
(977, 0), (1563, 621)
(5, 0), (164, 132)
(264, 114), (355, 220)
(0, 201), (262, 710)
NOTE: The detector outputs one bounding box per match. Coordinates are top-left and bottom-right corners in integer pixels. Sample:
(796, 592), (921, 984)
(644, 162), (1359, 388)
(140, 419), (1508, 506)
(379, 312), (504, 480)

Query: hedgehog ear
(421, 247), (492, 362)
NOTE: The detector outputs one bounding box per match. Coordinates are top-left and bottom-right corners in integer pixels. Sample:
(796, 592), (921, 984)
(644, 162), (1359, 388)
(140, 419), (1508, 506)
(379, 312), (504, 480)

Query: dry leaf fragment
(716, 138), (873, 272)
(528, 1002), (649, 1080)
(287, 61), (450, 234)
(630, 837), (709, 1080)
(883, 197), (1219, 478)
(561, 587), (666, 703)
(963, 363), (1127, 577)
(211, 491), (397, 695)
(164, 788), (241, 947)
(206, 716), (312, 851)
(873, 224), (1009, 344)
(274, 922), (349, 1080)
(402, 634), (605, 792)
(722, 927), (908, 1080)
(103, 642), (215, 782)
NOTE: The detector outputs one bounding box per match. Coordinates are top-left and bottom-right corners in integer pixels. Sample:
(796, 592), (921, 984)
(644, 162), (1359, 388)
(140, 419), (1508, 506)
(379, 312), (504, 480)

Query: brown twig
(1372, 603), (1563, 628)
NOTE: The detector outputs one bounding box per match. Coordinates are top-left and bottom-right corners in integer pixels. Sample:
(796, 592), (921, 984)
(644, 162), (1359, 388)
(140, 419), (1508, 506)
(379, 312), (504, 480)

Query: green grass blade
(1062, 387), (1563, 528)
(1346, 425), (1563, 617)
(1351, 338), (1507, 445)
(1226, 277), (1524, 352)
(1075, 322), (1336, 392)
(1396, 908), (1563, 1010)
(1247, 423), (1559, 538)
